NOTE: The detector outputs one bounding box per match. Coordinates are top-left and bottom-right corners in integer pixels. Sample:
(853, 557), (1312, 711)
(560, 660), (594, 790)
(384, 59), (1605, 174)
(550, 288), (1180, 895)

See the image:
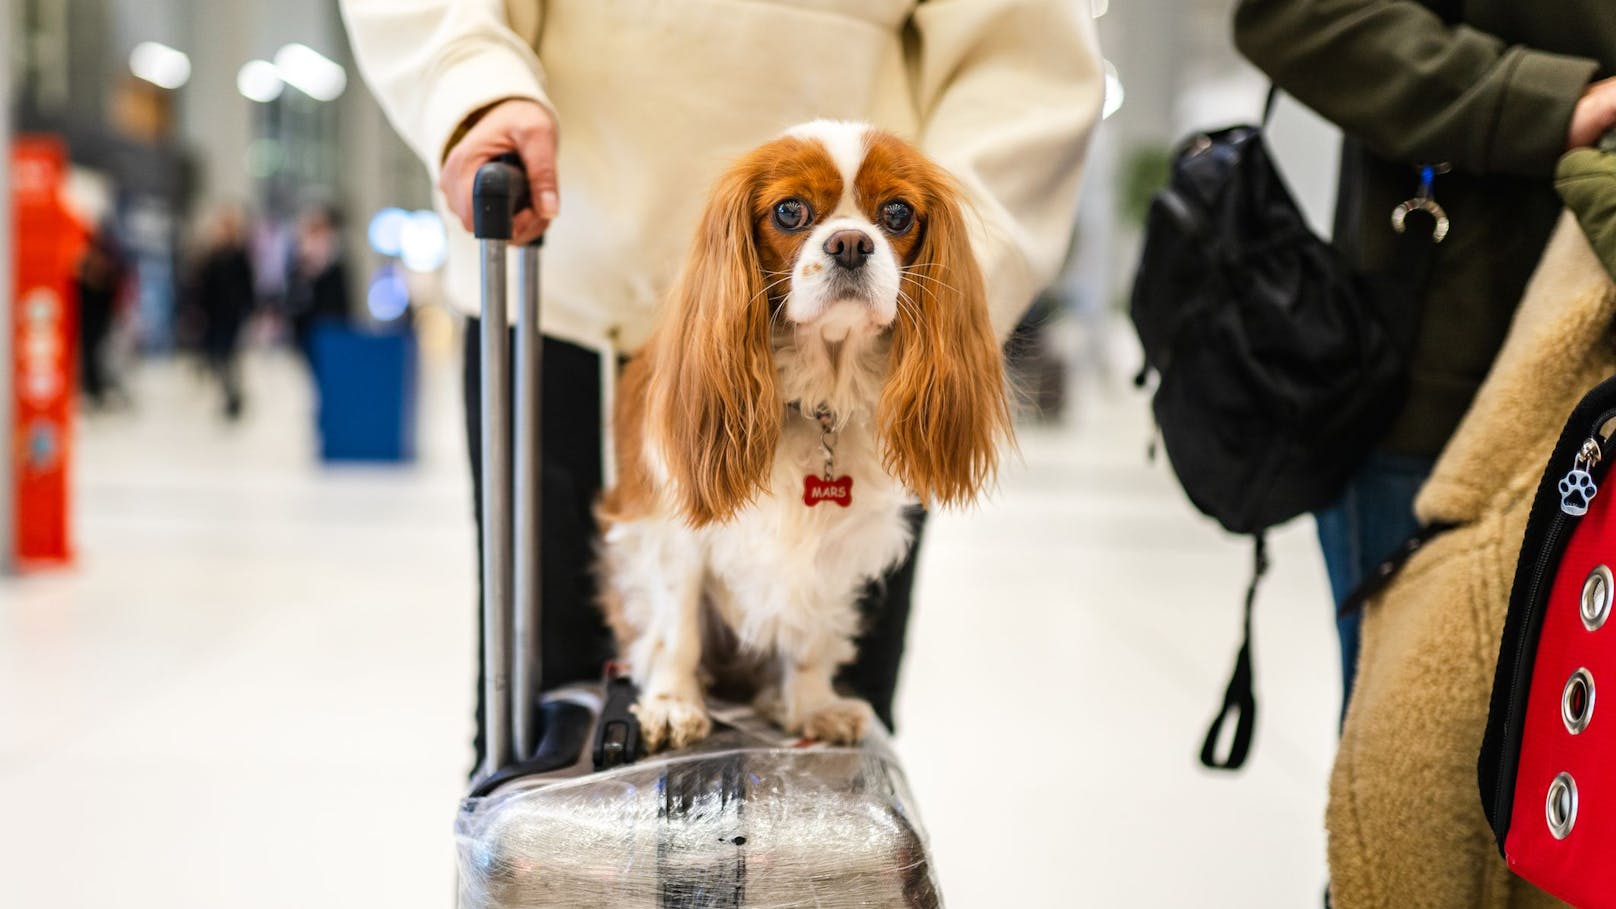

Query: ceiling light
(273, 43), (347, 102)
(129, 41), (191, 90)
(1103, 60), (1124, 120)
(367, 266), (411, 322)
(237, 60), (283, 103)
(368, 208), (410, 258)
(398, 211), (448, 273)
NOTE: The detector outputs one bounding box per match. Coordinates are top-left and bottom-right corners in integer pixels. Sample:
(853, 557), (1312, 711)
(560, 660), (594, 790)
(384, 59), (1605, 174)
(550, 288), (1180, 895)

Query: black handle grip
(473, 152), (533, 241)
(592, 676), (644, 771)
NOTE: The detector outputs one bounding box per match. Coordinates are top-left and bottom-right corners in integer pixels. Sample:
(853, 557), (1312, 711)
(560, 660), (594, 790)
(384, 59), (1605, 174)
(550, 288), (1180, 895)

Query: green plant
(1121, 144), (1173, 228)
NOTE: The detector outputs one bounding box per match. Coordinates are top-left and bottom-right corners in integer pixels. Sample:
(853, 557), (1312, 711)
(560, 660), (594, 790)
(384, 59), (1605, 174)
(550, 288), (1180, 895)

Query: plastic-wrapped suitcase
(457, 158), (945, 909)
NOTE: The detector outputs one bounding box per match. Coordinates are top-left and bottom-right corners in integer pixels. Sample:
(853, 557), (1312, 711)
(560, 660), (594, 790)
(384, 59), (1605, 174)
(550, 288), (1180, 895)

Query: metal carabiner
(1392, 164), (1452, 243)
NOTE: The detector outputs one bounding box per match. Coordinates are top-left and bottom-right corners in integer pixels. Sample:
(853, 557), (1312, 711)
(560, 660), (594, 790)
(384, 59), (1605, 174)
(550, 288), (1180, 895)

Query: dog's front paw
(632, 693), (711, 752)
(799, 696), (874, 745)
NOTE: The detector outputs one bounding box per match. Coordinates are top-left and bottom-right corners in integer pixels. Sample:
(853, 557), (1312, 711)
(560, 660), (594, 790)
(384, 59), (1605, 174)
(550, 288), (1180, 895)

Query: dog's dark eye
(880, 200), (914, 235)
(773, 198), (811, 232)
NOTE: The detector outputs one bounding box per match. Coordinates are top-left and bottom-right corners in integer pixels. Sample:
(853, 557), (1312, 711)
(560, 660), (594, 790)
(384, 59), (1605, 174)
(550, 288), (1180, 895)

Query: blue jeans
(1313, 453), (1434, 718)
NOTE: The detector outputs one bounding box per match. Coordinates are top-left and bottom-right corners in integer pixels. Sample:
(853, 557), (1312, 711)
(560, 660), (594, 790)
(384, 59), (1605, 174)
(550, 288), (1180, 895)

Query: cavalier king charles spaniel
(597, 120), (1010, 751)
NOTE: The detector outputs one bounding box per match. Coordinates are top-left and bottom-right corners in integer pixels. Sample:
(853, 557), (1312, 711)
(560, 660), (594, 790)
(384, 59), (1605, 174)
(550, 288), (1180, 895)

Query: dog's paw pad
(632, 695), (711, 752)
(801, 697), (874, 745)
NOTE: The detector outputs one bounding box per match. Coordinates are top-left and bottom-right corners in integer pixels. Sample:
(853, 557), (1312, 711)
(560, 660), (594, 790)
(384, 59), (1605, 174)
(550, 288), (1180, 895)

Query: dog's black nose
(824, 229), (874, 270)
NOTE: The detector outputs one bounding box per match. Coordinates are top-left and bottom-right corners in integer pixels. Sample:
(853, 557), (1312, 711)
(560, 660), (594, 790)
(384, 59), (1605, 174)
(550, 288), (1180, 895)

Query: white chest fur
(699, 408), (915, 653)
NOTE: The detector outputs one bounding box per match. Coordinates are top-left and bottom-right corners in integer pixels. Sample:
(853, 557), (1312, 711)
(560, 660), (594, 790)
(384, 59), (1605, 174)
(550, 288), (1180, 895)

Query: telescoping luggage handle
(473, 154), (543, 780)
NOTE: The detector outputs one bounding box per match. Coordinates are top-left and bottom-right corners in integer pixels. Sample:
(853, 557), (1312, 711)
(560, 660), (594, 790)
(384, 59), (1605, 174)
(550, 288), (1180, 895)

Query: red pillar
(11, 136), (79, 566)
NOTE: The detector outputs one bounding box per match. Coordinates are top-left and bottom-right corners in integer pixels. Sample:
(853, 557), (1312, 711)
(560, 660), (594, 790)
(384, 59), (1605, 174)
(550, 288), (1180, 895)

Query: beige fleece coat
(339, 0), (1104, 351)
(1329, 213), (1616, 907)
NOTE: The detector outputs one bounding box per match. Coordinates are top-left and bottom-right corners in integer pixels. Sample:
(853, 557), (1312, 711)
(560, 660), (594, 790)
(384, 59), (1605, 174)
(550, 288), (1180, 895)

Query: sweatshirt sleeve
(910, 0), (1105, 338)
(1234, 0), (1599, 178)
(339, 0), (552, 177)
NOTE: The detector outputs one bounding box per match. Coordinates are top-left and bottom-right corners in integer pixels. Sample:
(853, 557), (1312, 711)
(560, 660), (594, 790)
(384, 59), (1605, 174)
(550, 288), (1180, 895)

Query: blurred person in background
(193, 204), (256, 420)
(285, 202), (352, 370)
(76, 220), (132, 409)
(1235, 0), (1616, 708)
(342, 0), (1104, 770)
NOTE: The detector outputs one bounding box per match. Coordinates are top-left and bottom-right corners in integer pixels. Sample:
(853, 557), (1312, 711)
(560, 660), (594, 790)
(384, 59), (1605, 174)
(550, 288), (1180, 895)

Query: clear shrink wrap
(457, 704), (942, 908)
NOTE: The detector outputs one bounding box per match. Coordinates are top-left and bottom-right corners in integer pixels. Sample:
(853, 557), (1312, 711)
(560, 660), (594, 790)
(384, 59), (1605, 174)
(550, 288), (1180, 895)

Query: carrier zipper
(1491, 424), (1612, 829)
(1491, 515), (1569, 828)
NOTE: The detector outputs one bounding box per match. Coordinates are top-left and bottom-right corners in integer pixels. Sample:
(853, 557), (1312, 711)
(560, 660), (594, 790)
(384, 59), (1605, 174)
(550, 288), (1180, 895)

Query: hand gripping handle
(472, 153), (533, 241)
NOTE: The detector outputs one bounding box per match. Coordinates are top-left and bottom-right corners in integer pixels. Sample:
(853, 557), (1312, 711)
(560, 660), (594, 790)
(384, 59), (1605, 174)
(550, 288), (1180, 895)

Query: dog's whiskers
(899, 267), (961, 298)
(749, 274), (795, 306)
(894, 290), (923, 334)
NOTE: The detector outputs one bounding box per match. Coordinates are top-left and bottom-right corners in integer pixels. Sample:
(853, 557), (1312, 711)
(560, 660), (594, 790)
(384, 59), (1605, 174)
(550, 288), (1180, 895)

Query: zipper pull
(1560, 437), (1603, 516)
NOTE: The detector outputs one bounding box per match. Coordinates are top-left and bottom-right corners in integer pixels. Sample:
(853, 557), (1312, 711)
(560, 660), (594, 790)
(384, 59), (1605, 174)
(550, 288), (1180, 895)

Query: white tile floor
(0, 339), (1339, 907)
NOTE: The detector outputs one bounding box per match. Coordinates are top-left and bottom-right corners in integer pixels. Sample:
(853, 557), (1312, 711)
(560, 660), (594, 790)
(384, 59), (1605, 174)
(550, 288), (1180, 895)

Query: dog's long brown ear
(880, 169), (1011, 507)
(648, 156), (781, 526)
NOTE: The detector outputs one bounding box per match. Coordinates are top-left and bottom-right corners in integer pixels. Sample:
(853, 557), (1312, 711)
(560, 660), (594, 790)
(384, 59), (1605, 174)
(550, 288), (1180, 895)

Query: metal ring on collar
(1548, 772), (1579, 840)
(1583, 565), (1613, 631)
(1563, 668), (1596, 735)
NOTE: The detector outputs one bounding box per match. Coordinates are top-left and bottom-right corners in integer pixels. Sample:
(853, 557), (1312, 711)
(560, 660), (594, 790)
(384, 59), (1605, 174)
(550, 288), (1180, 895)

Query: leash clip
(1392, 163), (1452, 243)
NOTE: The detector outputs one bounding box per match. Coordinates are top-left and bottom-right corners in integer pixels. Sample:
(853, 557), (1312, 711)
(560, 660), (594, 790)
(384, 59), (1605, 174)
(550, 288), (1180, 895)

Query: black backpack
(1131, 107), (1433, 769)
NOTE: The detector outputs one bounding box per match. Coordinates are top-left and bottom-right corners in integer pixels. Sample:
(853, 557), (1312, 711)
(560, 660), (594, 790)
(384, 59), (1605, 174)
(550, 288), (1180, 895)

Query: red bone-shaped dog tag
(803, 474), (853, 507)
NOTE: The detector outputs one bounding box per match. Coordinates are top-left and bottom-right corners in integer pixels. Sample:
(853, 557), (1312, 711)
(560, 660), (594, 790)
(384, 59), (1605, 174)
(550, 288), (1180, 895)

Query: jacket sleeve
(1234, 0), (1599, 178)
(339, 0), (551, 177)
(911, 0), (1105, 338)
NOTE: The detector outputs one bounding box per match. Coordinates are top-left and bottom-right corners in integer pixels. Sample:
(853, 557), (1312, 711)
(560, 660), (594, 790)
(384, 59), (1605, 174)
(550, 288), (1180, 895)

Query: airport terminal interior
(1, 0), (1358, 905)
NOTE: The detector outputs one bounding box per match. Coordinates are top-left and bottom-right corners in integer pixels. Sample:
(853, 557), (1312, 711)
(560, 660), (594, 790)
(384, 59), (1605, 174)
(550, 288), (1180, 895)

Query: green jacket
(1559, 145), (1616, 279)
(1234, 0), (1610, 457)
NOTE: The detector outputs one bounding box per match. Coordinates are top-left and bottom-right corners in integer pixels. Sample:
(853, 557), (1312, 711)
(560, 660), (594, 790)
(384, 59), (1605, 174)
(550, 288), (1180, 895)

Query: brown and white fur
(597, 120), (1010, 751)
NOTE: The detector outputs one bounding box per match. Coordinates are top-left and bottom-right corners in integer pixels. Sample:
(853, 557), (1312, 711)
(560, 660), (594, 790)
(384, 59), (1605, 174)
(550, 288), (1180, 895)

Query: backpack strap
(1200, 533), (1268, 771)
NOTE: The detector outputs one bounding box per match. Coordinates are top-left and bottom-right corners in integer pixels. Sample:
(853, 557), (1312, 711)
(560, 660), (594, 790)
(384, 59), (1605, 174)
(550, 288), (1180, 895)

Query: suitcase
(457, 157), (945, 909)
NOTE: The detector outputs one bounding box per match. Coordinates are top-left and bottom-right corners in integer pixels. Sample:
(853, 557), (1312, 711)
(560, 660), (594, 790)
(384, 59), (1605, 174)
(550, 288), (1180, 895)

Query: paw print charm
(1561, 468), (1599, 517)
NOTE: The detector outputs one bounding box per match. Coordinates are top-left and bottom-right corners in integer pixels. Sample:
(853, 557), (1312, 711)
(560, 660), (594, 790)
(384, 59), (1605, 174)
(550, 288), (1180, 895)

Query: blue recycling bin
(310, 322), (418, 463)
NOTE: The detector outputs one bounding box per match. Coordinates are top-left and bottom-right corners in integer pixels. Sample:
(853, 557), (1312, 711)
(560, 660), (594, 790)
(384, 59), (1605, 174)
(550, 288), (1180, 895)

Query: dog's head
(648, 120), (1010, 525)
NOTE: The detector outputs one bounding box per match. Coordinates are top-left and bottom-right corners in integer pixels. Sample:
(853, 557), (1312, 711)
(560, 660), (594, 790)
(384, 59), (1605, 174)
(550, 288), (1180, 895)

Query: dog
(597, 120), (1011, 751)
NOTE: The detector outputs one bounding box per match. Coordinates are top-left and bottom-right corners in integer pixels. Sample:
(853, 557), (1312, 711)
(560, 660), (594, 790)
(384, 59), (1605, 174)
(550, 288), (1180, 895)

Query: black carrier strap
(1338, 522), (1456, 618)
(1200, 534), (1268, 771)
(1380, 198), (1442, 356)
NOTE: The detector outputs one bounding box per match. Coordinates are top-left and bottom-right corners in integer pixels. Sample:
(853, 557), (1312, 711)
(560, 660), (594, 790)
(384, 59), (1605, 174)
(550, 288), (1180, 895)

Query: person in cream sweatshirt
(340, 0), (1104, 766)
